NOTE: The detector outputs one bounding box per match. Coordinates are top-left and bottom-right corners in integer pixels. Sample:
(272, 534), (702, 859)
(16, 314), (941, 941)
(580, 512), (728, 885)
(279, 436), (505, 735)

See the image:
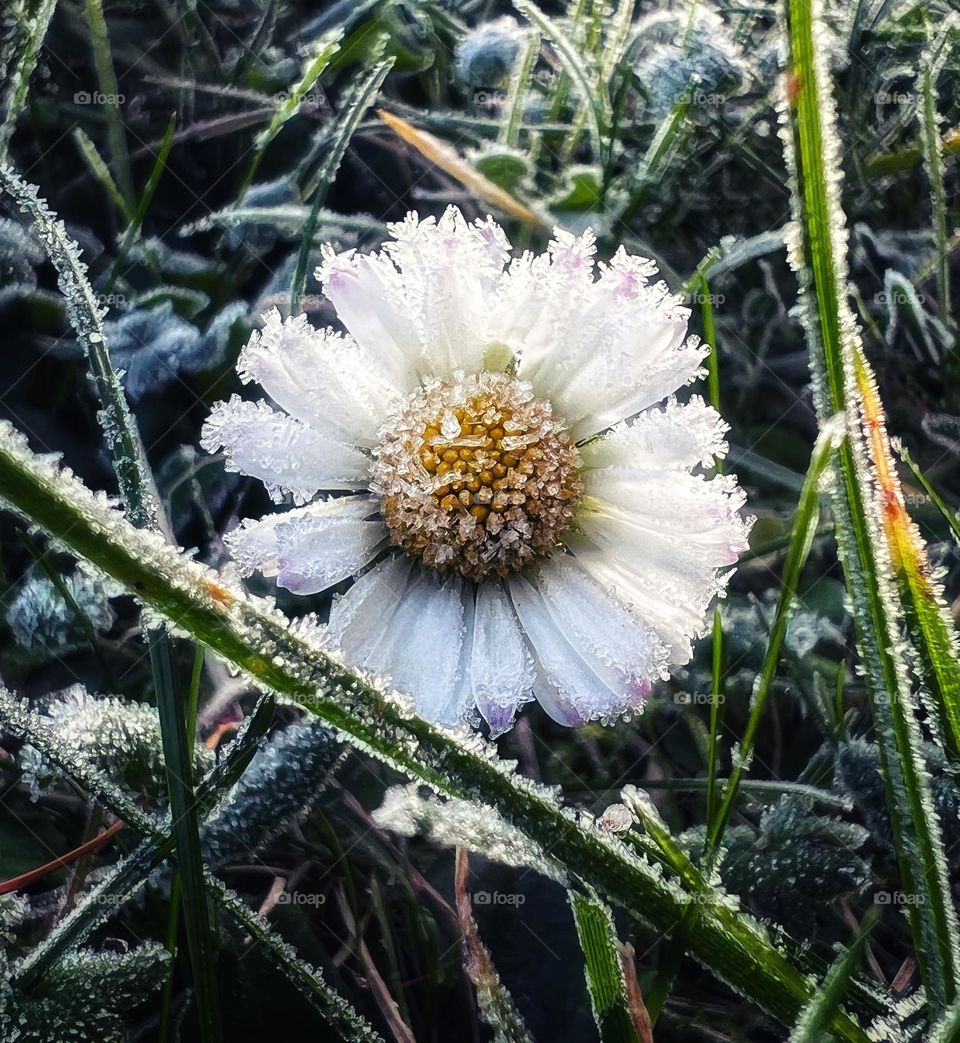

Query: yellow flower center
(372, 373), (583, 579)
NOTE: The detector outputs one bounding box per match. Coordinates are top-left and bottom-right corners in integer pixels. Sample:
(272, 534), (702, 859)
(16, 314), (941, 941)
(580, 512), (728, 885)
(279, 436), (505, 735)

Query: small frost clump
(19, 686), (212, 799)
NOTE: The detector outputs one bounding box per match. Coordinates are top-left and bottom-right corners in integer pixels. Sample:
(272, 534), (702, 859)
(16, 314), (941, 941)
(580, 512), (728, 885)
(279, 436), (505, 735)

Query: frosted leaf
(203, 719), (340, 866)
(5, 566), (123, 653)
(373, 783), (566, 883)
(18, 685), (212, 800)
(104, 300), (248, 400)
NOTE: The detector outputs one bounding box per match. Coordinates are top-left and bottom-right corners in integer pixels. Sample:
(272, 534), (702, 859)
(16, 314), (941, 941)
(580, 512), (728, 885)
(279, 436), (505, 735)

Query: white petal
(319, 208), (511, 381)
(201, 395), (370, 504)
(580, 396), (729, 472)
(317, 249), (421, 390)
(224, 496), (385, 594)
(465, 581), (535, 735)
(507, 573), (633, 725)
(372, 572), (466, 724)
(536, 557), (666, 683)
(505, 241), (702, 437)
(238, 310), (401, 447)
(273, 507), (388, 596)
(328, 554), (415, 661)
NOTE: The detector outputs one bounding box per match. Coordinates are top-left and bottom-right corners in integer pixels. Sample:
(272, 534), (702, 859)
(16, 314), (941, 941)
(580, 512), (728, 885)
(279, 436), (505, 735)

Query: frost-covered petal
(580, 396), (729, 472)
(316, 249), (422, 391)
(568, 465), (750, 665)
(318, 207), (510, 380)
(327, 554), (414, 659)
(372, 572), (466, 724)
(502, 240), (702, 437)
(508, 573), (635, 725)
(328, 560), (466, 724)
(238, 310), (401, 447)
(535, 557), (666, 684)
(201, 395), (370, 504)
(273, 509), (388, 596)
(224, 496), (385, 593)
(463, 581), (535, 735)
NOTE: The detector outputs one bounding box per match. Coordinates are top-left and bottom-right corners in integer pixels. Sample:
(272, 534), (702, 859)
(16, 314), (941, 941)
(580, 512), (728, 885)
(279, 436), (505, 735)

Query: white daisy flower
(202, 208), (751, 734)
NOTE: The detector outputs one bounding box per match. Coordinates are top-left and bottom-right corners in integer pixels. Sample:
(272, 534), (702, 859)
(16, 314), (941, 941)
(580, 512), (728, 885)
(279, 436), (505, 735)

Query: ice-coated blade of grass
(0, 685), (385, 1043)
(0, 420), (885, 1042)
(513, 0), (608, 159)
(0, 166), (159, 529)
(81, 0), (134, 209)
(851, 344), (960, 756)
(569, 889), (648, 1043)
(0, 0), (59, 163)
(290, 56), (394, 315)
(897, 441), (960, 547)
(919, 19), (956, 328)
(0, 166), (222, 1037)
(787, 914), (877, 1043)
(780, 0), (960, 1012)
(931, 1004), (960, 1043)
(238, 29), (343, 194)
(705, 416), (843, 863)
(499, 31), (540, 149)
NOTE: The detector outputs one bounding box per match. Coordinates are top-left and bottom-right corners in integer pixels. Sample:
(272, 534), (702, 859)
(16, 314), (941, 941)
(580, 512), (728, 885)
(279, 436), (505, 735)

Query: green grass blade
(72, 126), (135, 223)
(0, 165), (159, 528)
(290, 55), (394, 315)
(897, 441), (960, 546)
(81, 0), (134, 208)
(108, 111), (176, 285)
(238, 30), (343, 195)
(788, 913), (877, 1043)
(0, 0), (59, 163)
(0, 420), (882, 1042)
(570, 889), (647, 1043)
(705, 417), (842, 862)
(147, 631), (222, 1043)
(500, 32), (540, 149)
(513, 0), (607, 157)
(919, 20), (956, 327)
(780, 0), (960, 1011)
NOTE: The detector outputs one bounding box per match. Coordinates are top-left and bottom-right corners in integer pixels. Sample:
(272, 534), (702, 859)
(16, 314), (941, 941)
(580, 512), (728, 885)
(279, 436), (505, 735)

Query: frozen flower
(202, 208), (751, 734)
